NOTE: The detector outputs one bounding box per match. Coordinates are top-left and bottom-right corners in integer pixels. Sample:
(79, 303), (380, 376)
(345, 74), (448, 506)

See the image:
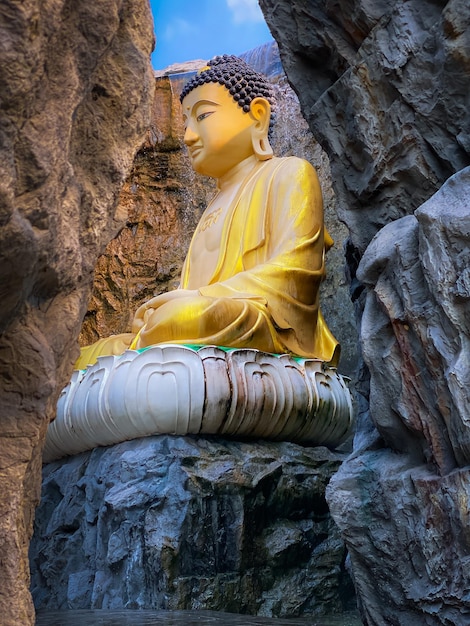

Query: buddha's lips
(189, 147), (202, 157)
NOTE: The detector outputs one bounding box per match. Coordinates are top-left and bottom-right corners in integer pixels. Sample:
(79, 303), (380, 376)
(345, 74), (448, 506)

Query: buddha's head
(180, 55), (275, 179)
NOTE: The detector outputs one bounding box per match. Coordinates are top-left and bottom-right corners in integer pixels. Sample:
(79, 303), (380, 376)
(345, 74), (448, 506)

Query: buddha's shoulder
(265, 156), (317, 176)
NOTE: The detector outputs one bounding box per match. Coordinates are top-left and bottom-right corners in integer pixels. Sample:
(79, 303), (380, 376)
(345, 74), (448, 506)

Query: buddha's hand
(131, 289), (199, 333)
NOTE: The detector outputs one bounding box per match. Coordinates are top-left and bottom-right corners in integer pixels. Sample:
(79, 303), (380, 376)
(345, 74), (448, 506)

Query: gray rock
(327, 449), (470, 625)
(259, 0), (470, 249)
(328, 169), (470, 624)
(357, 167), (470, 472)
(30, 436), (355, 617)
(258, 0), (470, 622)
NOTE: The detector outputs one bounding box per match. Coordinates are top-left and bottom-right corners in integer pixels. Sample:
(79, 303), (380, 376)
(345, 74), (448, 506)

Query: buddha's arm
(132, 289), (199, 332)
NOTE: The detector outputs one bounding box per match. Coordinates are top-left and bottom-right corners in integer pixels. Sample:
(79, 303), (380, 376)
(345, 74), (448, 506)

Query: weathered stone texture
(328, 168), (470, 624)
(259, 0), (470, 623)
(30, 436), (354, 617)
(328, 450), (470, 625)
(0, 1), (154, 624)
(260, 0), (470, 256)
(357, 168), (470, 474)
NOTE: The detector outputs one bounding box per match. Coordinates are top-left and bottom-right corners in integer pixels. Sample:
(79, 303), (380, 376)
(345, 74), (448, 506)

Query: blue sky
(150, 0), (273, 70)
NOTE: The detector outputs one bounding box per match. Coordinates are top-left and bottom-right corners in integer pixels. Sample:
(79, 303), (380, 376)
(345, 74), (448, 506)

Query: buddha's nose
(184, 124), (198, 145)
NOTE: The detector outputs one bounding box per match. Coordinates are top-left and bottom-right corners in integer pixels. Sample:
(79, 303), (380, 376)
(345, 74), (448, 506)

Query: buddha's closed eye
(197, 111), (213, 122)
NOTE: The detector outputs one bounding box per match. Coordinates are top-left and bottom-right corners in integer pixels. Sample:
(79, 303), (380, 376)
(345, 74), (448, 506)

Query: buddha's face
(182, 81), (258, 179)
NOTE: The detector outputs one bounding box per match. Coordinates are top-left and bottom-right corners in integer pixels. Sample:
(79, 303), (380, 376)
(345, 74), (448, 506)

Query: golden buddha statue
(45, 56), (352, 462)
(76, 55), (339, 371)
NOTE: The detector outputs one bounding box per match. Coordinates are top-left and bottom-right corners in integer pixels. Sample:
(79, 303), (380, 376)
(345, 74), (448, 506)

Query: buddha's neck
(216, 155), (261, 191)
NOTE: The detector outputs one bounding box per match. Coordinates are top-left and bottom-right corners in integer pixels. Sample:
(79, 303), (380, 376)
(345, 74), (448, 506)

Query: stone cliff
(258, 0), (470, 623)
(0, 1), (154, 624)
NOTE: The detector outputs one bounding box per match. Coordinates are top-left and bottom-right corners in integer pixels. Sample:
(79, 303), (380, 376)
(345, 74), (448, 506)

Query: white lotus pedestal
(44, 344), (353, 463)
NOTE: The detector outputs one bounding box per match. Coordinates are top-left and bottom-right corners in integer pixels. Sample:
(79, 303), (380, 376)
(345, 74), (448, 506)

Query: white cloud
(226, 0), (265, 24)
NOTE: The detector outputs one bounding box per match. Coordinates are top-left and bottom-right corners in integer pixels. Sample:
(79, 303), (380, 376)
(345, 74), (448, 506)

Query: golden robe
(76, 156), (339, 369)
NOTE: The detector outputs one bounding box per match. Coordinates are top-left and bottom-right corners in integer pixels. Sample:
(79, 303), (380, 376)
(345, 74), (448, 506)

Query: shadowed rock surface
(0, 1), (154, 623)
(357, 168), (470, 473)
(328, 169), (470, 624)
(260, 0), (469, 255)
(30, 437), (355, 617)
(258, 0), (470, 622)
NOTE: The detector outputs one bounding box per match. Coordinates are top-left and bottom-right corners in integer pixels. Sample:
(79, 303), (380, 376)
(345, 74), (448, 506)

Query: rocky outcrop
(30, 436), (355, 617)
(328, 168), (470, 624)
(258, 0), (470, 623)
(260, 0), (469, 255)
(357, 168), (470, 473)
(328, 449), (470, 625)
(0, 1), (154, 624)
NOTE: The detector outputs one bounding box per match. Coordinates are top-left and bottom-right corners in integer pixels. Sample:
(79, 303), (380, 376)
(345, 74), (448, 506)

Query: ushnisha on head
(180, 55), (275, 176)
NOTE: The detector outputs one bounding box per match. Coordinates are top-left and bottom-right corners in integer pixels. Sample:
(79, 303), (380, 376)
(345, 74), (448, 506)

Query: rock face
(328, 169), (470, 624)
(30, 436), (354, 617)
(0, 1), (154, 624)
(357, 168), (470, 474)
(258, 0), (470, 623)
(260, 0), (469, 255)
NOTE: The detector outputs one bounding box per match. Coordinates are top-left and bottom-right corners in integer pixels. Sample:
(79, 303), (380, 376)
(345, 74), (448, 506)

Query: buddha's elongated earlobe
(252, 134), (274, 160)
(250, 97), (273, 161)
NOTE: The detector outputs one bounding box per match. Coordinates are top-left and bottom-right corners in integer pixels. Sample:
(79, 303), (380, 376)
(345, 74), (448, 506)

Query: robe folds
(76, 156), (339, 370)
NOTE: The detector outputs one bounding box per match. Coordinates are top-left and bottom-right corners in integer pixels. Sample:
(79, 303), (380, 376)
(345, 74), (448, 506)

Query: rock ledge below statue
(30, 435), (355, 617)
